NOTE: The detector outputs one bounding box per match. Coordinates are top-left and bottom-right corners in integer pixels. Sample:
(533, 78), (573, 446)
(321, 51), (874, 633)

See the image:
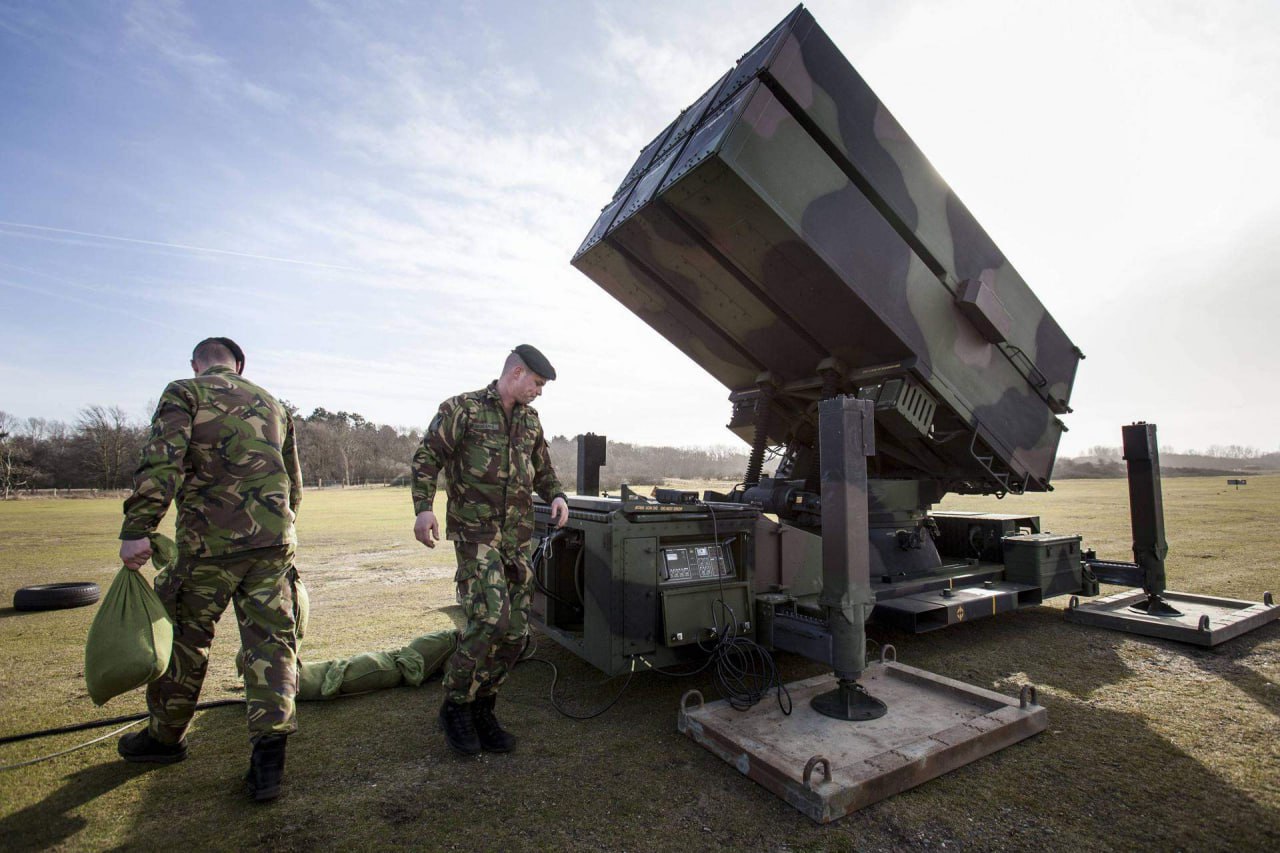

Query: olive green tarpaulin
(83, 535), (177, 706)
(297, 631), (457, 701)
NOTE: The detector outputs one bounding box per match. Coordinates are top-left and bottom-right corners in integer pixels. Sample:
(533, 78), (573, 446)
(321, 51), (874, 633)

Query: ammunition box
(1000, 533), (1083, 599)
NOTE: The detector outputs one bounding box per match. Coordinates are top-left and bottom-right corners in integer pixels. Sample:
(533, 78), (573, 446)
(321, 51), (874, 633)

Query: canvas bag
(83, 535), (176, 706)
(297, 629), (457, 701)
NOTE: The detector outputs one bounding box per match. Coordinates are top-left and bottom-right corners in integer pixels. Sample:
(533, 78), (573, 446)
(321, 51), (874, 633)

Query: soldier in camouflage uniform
(116, 337), (302, 802)
(412, 344), (569, 755)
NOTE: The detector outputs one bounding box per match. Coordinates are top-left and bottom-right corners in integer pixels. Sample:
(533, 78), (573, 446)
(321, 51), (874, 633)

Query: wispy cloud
(123, 0), (288, 108)
(0, 221), (370, 272)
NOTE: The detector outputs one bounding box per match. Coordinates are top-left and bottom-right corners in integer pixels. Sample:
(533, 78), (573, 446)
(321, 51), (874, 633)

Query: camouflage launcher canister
(572, 4), (1082, 496)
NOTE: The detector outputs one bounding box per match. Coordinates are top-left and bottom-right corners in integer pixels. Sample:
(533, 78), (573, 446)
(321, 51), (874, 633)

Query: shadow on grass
(872, 604), (1141, 697)
(0, 760), (154, 851)
(1187, 620), (1280, 719)
(16, 620), (1277, 851)
(852, 687), (1280, 851)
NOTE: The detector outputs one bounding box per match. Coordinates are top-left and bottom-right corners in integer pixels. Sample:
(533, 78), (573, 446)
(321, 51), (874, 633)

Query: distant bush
(547, 435), (747, 492)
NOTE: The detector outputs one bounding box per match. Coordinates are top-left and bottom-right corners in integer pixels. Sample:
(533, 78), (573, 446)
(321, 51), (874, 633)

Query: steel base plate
(1066, 589), (1279, 646)
(677, 661), (1045, 823)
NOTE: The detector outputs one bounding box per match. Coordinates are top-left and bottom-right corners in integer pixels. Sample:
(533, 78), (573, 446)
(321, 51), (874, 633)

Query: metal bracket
(680, 689), (705, 713)
(803, 755), (832, 789)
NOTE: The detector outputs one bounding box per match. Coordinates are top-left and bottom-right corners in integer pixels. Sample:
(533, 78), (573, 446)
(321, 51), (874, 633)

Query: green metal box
(534, 496), (758, 676)
(1000, 533), (1083, 599)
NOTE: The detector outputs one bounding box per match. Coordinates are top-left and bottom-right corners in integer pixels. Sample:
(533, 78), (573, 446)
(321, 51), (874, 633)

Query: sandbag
(84, 566), (173, 706)
(336, 652), (404, 694)
(293, 572), (310, 640)
(298, 658), (339, 699)
(401, 631), (456, 686)
(297, 630), (457, 701)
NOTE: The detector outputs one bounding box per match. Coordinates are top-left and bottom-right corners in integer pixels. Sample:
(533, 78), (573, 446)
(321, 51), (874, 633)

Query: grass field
(0, 477), (1277, 851)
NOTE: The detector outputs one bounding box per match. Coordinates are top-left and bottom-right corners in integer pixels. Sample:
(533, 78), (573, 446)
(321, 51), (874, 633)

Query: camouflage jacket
(120, 365), (302, 557)
(411, 381), (564, 551)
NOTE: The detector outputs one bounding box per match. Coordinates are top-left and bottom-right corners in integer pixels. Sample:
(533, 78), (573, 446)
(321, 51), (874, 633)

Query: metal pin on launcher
(530, 2), (1279, 824)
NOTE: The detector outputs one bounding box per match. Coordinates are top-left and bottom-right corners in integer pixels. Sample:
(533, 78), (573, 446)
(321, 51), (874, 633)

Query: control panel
(659, 543), (734, 584)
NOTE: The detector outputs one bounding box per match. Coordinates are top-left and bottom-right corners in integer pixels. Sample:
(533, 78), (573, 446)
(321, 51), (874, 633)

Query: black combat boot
(118, 729), (188, 764)
(439, 699), (481, 756)
(472, 694), (517, 753)
(244, 734), (287, 802)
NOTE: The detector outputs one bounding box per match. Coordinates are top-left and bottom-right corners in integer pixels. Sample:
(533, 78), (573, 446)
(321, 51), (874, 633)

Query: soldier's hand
(120, 538), (152, 571)
(550, 496), (569, 529)
(414, 510), (440, 548)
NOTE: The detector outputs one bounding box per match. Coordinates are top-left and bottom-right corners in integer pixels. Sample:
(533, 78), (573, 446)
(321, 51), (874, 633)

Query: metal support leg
(811, 396), (885, 721)
(1122, 422), (1181, 617)
(576, 433), (606, 497)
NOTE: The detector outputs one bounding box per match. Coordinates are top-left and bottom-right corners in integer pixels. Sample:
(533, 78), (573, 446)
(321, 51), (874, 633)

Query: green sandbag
(335, 652), (404, 693)
(401, 631), (457, 685)
(298, 659), (339, 699)
(294, 573), (310, 640)
(84, 565), (173, 706)
(296, 630), (458, 701)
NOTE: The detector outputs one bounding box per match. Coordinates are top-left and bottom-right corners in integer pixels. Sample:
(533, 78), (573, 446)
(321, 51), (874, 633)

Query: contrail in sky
(0, 276), (183, 332)
(0, 220), (370, 273)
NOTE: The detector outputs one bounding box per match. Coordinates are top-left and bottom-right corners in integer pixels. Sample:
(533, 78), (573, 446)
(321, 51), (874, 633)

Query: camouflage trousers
(149, 544), (299, 744)
(442, 541), (533, 704)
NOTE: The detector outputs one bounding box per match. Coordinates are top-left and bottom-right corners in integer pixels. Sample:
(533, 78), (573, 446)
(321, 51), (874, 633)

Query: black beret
(215, 337), (245, 370)
(513, 344), (556, 380)
(194, 336), (246, 373)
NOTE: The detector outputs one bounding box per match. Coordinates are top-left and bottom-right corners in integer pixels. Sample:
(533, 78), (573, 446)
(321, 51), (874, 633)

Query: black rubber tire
(13, 582), (101, 611)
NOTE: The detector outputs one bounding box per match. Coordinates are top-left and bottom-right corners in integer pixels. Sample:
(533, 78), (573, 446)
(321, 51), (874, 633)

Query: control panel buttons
(659, 544), (733, 583)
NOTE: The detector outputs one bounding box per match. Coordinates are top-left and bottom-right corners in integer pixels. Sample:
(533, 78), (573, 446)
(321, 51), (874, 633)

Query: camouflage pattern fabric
(149, 545), (299, 743)
(121, 365), (302, 557)
(411, 381), (564, 554)
(570, 7), (1083, 497)
(442, 541), (533, 703)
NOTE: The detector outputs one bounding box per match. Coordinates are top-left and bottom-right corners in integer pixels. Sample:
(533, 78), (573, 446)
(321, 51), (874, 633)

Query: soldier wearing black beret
(410, 345), (569, 755)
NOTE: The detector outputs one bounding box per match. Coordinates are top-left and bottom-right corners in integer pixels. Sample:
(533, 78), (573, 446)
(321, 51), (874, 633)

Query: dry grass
(0, 477), (1277, 851)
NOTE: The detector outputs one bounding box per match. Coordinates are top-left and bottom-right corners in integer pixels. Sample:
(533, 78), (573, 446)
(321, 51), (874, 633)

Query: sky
(2, 0), (1278, 458)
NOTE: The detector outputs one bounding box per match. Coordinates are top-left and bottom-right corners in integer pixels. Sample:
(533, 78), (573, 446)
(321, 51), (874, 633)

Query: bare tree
(0, 411), (34, 499)
(75, 405), (144, 489)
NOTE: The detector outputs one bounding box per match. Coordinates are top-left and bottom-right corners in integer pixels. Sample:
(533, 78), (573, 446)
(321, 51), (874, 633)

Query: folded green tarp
(83, 535), (176, 706)
(297, 630), (457, 701)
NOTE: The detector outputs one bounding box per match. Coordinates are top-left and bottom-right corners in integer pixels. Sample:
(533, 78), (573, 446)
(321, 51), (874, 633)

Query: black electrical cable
(531, 532), (583, 612)
(515, 634), (635, 721)
(0, 698), (244, 747)
(702, 503), (792, 714)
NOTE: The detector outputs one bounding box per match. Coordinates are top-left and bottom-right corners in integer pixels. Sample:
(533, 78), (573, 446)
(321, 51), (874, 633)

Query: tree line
(1055, 443), (1280, 479)
(0, 406), (748, 498)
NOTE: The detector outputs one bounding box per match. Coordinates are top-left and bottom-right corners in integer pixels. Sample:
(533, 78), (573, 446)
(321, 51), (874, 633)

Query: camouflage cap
(513, 344), (556, 380)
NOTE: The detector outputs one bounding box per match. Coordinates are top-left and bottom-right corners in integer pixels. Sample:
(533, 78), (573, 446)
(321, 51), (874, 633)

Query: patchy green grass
(0, 478), (1277, 851)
